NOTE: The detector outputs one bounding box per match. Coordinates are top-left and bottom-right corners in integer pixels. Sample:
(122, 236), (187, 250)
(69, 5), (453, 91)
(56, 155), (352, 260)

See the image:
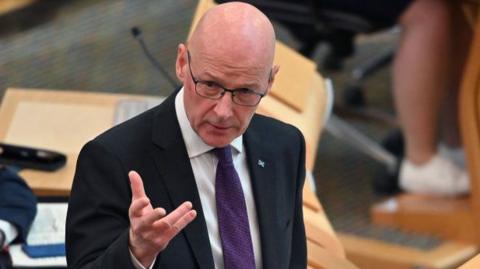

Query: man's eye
(236, 88), (254, 95)
(204, 81), (216, 88)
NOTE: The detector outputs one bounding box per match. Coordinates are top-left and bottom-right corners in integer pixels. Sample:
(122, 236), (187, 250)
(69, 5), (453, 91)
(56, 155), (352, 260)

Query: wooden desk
(0, 88), (151, 196)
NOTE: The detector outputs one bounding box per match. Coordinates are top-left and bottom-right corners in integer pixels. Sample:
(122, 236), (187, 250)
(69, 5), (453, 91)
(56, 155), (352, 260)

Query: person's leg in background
(394, 0), (471, 196)
(439, 1), (472, 165)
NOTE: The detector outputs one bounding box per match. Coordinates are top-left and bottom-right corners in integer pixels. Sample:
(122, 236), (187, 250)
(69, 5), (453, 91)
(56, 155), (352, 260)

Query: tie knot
(214, 146), (233, 164)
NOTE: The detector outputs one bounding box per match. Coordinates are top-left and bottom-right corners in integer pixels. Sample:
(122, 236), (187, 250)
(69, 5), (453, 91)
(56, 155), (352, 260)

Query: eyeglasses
(187, 50), (270, 107)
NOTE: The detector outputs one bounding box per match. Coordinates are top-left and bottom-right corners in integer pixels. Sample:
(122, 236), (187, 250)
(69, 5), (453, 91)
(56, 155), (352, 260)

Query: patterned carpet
(0, 0), (442, 251)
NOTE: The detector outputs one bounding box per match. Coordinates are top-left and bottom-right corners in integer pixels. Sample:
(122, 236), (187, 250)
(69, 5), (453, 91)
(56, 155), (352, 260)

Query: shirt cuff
(129, 248), (156, 269)
(0, 219), (19, 247)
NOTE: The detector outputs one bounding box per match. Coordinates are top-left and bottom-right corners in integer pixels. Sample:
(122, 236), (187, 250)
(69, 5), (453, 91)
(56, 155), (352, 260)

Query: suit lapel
(150, 95), (214, 269)
(244, 121), (282, 269)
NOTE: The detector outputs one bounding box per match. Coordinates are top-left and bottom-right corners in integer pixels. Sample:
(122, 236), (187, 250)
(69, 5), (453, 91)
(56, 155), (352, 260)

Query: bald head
(189, 2), (276, 69)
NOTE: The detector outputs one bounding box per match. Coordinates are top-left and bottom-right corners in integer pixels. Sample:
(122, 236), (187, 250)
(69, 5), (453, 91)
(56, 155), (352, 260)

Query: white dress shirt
(131, 89), (262, 269)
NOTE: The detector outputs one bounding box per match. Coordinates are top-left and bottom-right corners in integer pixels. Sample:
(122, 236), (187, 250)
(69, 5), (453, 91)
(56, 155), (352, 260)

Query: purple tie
(214, 146), (256, 269)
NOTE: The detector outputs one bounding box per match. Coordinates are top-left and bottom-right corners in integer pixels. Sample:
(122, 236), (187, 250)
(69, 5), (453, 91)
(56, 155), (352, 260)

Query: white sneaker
(438, 144), (466, 168)
(399, 154), (469, 197)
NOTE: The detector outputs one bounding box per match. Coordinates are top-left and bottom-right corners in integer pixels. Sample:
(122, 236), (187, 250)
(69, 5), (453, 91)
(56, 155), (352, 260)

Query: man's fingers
(153, 202), (196, 231)
(171, 209), (197, 233)
(129, 197), (151, 218)
(160, 202), (193, 225)
(154, 209), (197, 239)
(129, 170), (147, 200)
(141, 207), (167, 226)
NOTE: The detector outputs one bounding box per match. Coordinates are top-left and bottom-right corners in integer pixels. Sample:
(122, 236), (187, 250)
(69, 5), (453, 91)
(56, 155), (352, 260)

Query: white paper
(9, 245), (67, 267)
(27, 203), (67, 245)
(9, 203), (68, 267)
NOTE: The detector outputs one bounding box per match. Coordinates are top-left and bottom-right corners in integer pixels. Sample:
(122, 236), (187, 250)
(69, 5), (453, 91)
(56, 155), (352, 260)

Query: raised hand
(128, 171), (197, 268)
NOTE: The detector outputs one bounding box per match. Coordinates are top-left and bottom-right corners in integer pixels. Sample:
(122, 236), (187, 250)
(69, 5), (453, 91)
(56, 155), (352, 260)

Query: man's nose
(214, 92), (234, 118)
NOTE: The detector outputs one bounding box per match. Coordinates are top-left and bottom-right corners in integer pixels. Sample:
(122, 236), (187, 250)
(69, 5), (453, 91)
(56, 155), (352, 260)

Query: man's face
(176, 44), (274, 147)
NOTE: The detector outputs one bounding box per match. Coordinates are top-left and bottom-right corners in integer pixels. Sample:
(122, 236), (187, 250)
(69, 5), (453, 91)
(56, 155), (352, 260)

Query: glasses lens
(195, 81), (262, 106)
(233, 91), (261, 106)
(196, 81), (222, 98)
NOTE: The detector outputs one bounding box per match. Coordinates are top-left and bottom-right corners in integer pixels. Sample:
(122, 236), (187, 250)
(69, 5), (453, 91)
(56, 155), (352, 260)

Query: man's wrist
(129, 231), (156, 268)
(129, 247), (157, 269)
(129, 245), (156, 268)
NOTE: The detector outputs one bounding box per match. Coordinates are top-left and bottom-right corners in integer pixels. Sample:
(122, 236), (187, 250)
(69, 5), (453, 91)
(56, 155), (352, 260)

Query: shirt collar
(175, 87), (243, 158)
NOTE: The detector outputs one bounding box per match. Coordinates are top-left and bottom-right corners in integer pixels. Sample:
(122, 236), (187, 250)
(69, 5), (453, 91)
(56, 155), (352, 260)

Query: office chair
(215, 0), (402, 193)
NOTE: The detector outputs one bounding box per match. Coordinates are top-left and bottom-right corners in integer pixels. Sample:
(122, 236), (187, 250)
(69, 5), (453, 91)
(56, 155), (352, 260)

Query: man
(66, 2), (307, 269)
(0, 167), (37, 269)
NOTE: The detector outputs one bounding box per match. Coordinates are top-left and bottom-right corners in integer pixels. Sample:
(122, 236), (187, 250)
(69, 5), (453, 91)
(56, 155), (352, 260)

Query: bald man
(66, 2), (307, 269)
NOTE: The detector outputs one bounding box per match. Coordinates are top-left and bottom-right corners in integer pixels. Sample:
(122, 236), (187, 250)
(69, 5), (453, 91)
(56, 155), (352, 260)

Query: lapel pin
(257, 159), (265, 168)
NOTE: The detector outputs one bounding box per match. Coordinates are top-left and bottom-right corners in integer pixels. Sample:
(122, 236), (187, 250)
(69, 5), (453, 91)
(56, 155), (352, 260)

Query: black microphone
(131, 26), (179, 89)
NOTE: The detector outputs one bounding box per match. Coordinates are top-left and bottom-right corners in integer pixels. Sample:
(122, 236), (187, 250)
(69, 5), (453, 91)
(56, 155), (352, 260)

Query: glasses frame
(186, 49), (271, 107)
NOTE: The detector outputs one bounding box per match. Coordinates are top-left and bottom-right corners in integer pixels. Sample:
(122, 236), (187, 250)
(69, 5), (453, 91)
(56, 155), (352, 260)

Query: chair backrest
(460, 3), (480, 244)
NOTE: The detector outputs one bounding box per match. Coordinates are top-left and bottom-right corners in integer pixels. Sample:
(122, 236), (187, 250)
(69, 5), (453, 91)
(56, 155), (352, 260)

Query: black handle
(0, 143), (66, 172)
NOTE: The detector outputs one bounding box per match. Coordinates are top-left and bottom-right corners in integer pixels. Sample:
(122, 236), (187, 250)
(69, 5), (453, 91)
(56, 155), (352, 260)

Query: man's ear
(175, 43), (187, 82)
(266, 65), (280, 94)
(271, 65), (280, 82)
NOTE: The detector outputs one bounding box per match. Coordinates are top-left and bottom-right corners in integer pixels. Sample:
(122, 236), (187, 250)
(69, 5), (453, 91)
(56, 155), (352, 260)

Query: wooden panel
(339, 233), (477, 269)
(303, 182), (322, 211)
(459, 254), (480, 269)
(304, 206), (346, 258)
(258, 73), (327, 170)
(307, 240), (359, 269)
(460, 1), (480, 244)
(371, 194), (477, 243)
(270, 42), (316, 112)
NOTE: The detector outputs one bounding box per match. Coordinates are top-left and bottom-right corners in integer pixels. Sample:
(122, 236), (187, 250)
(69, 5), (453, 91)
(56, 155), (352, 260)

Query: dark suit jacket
(66, 91), (307, 269)
(0, 167), (37, 244)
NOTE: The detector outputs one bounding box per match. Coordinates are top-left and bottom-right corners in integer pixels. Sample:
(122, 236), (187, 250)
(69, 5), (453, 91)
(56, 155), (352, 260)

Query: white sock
(438, 144), (465, 168)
